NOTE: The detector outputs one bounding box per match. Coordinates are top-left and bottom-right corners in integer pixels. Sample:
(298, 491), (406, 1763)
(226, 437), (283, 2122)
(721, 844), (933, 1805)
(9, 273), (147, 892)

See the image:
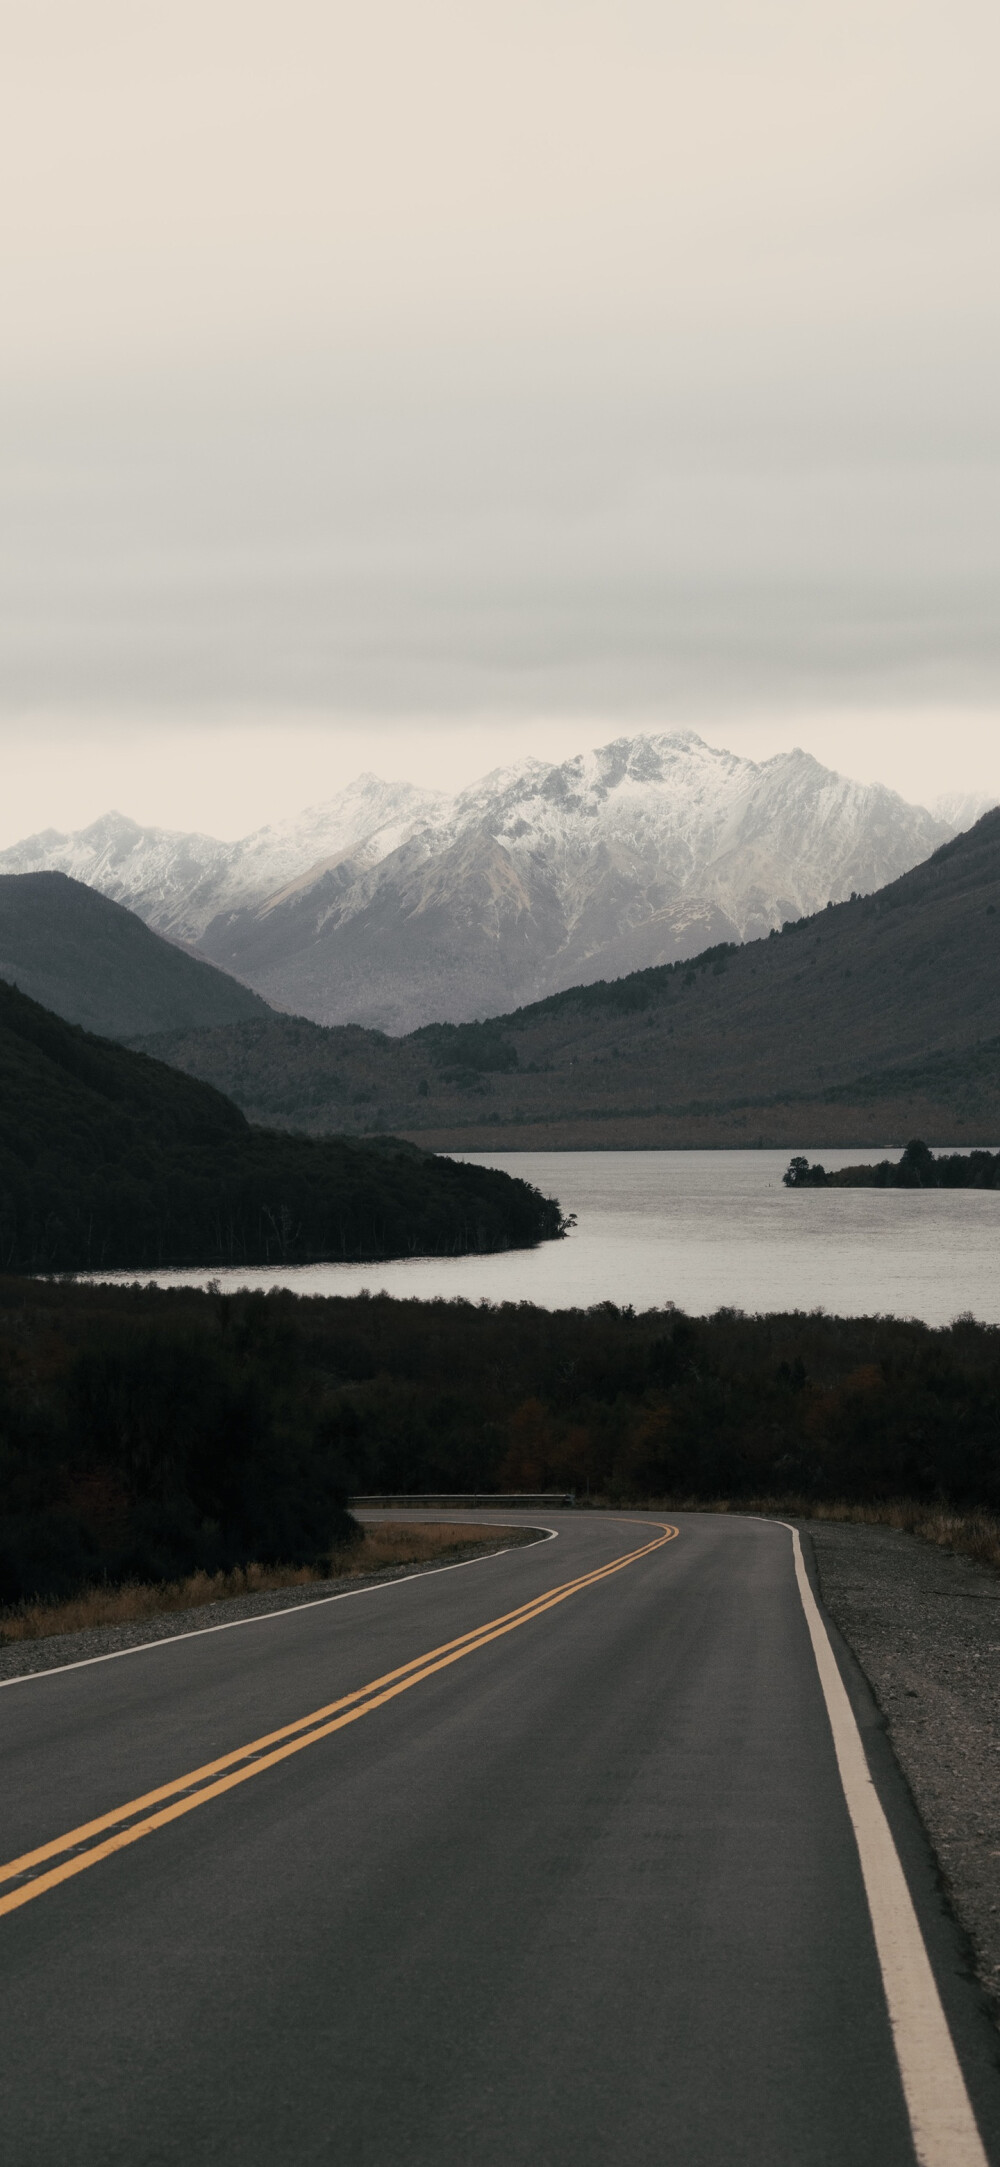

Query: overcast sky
(2, 0), (998, 841)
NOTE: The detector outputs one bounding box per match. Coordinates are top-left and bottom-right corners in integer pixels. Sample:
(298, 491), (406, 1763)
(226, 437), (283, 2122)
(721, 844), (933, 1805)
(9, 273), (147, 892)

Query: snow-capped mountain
(0, 776), (448, 946)
(0, 733), (957, 1031)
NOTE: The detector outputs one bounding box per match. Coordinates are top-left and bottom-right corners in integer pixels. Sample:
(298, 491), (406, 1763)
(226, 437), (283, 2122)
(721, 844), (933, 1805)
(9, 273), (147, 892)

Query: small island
(784, 1139), (1000, 1189)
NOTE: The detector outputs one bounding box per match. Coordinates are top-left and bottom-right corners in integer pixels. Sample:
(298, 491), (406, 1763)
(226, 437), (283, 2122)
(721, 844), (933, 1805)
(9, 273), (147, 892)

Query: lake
(91, 1148), (1000, 1326)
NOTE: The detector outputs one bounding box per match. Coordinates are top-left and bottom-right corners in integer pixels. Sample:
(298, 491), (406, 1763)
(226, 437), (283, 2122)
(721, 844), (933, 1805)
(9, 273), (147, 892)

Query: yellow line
(0, 1527), (670, 1887)
(0, 1522), (677, 1920)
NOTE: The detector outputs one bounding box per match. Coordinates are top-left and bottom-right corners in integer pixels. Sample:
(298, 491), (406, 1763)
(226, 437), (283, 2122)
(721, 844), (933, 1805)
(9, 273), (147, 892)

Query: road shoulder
(807, 1518), (1000, 2021)
(0, 1529), (543, 1685)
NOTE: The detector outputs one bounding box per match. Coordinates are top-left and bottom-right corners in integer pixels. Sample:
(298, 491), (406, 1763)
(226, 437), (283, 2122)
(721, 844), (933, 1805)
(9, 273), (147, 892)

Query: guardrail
(349, 1492), (576, 1509)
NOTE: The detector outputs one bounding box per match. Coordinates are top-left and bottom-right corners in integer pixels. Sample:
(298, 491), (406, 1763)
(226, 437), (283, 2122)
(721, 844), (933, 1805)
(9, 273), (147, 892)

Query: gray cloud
(1, 0), (998, 746)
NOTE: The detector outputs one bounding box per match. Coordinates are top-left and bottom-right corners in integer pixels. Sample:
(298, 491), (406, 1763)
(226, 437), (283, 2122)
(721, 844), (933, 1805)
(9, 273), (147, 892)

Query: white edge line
(0, 1525), (560, 1692)
(775, 1517), (988, 2167)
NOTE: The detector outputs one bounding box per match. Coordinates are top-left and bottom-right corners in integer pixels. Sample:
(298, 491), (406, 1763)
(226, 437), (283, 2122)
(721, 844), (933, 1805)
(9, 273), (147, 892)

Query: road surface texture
(2, 1510), (998, 2167)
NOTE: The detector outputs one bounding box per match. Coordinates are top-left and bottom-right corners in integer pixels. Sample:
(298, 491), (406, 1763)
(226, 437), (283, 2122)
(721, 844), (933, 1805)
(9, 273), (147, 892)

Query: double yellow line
(1, 1522), (677, 1921)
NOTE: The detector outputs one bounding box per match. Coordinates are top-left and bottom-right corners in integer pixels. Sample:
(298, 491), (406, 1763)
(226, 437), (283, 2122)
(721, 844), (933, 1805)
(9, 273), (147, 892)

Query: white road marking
(0, 1526), (559, 1692)
(786, 1521), (988, 2167)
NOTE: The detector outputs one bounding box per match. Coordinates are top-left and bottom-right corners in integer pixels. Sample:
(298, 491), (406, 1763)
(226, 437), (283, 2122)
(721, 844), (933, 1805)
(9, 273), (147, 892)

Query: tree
(783, 1156), (827, 1187)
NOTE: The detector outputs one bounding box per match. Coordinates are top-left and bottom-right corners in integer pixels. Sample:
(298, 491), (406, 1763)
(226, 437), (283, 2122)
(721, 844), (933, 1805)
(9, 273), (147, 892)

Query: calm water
(91, 1149), (1000, 1325)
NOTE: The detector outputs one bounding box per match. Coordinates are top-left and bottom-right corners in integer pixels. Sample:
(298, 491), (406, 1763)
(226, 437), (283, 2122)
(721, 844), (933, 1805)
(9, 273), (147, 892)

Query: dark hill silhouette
(0, 980), (565, 1269)
(0, 871), (273, 1038)
(137, 809), (1000, 1147)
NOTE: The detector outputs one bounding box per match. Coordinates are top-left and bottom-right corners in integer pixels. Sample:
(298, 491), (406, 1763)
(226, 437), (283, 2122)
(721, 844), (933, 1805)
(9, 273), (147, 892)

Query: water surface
(90, 1149), (1000, 1325)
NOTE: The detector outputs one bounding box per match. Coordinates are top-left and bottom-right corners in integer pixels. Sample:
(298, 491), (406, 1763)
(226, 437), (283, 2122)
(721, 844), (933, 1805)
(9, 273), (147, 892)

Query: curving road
(1, 1511), (998, 2166)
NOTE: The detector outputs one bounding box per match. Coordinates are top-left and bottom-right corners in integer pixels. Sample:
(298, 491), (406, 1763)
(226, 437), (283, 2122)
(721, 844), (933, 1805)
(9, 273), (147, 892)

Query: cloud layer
(1, 0), (997, 812)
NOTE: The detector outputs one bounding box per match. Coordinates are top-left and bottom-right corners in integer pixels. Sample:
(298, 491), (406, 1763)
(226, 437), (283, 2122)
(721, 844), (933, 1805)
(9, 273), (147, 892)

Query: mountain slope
(0, 980), (565, 1269)
(1, 734), (955, 1032)
(0, 872), (273, 1039)
(139, 810), (1000, 1148)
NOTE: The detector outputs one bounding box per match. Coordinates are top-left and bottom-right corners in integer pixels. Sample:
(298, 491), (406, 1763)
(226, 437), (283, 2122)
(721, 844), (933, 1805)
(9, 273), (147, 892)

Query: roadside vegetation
(5, 1277), (1000, 1607)
(0, 1521), (525, 1646)
(649, 1494), (1000, 1576)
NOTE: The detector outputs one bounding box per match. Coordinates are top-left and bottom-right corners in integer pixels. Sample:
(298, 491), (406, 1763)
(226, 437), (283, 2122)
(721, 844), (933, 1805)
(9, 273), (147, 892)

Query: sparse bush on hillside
(411, 1020), (519, 1072)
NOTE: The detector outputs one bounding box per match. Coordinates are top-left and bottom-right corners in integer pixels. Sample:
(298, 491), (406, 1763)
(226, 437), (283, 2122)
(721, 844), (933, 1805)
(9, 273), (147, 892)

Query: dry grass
(10, 1495), (996, 1647)
(650, 1494), (1000, 1575)
(811, 1496), (1000, 1573)
(0, 1522), (518, 1646)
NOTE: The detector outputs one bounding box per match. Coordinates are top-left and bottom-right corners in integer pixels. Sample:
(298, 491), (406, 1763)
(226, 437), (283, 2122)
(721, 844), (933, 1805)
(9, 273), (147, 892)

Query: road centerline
(0, 1521), (678, 1919)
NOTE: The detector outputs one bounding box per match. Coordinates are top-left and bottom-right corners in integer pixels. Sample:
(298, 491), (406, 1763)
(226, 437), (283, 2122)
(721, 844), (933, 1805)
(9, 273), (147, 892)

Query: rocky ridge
(0, 732), (964, 1031)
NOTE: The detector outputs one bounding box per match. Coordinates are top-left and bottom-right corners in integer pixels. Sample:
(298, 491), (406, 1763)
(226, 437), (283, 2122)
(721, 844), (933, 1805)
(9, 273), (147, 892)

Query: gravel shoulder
(807, 1518), (1000, 2014)
(0, 1530), (542, 1685)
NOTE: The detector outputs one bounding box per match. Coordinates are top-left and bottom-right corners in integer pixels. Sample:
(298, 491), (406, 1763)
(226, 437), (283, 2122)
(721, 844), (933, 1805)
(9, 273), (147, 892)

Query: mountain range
(137, 808), (1000, 1150)
(1, 732), (982, 1033)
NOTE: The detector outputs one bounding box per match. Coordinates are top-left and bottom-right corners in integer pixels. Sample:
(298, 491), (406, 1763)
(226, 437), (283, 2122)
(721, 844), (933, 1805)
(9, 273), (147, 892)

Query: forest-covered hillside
(0, 980), (565, 1271)
(0, 871), (272, 1038)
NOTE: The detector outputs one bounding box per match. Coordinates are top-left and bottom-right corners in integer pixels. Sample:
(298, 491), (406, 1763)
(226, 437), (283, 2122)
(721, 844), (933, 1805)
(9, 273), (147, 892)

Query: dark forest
(4, 1277), (1000, 1602)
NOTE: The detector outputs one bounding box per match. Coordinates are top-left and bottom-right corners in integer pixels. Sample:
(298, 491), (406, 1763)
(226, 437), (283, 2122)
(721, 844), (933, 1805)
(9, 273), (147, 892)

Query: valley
(137, 811), (1000, 1149)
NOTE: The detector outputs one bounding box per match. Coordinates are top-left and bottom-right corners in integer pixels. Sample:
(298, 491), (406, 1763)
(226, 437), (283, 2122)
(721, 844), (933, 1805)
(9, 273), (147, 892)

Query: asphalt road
(2, 1511), (999, 2166)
